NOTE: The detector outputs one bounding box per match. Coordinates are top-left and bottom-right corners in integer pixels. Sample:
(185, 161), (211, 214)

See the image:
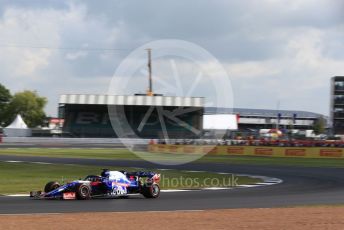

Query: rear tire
(44, 181), (60, 193)
(142, 184), (160, 198)
(76, 184), (91, 200)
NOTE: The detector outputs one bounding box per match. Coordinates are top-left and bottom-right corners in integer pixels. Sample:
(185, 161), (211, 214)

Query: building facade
(206, 108), (322, 131)
(331, 76), (344, 135)
(58, 94), (204, 138)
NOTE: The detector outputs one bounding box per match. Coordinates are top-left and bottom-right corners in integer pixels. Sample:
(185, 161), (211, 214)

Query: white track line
(201, 187), (232, 190)
(5, 194), (28, 197)
(161, 189), (196, 192)
(237, 184), (263, 188)
(254, 182), (278, 185)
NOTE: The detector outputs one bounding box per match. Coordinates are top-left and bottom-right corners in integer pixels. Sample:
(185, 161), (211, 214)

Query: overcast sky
(0, 0), (343, 116)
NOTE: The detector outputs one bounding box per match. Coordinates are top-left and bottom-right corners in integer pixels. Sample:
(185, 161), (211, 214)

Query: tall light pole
(146, 48), (153, 96)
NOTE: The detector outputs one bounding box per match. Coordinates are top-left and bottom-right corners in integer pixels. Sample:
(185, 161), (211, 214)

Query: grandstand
(58, 94), (204, 138)
(58, 94), (324, 138)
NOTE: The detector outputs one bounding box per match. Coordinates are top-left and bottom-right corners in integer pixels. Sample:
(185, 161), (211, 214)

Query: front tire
(44, 181), (60, 193)
(76, 183), (91, 200)
(142, 184), (160, 198)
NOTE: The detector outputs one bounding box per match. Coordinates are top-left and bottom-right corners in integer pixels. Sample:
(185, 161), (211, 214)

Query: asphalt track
(1, 155), (344, 214)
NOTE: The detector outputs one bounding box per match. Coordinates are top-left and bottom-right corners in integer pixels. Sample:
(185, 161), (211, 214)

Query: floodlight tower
(146, 48), (153, 96)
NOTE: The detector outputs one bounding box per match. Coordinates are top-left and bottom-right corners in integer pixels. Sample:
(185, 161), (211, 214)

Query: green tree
(5, 90), (47, 127)
(313, 117), (326, 135)
(0, 83), (12, 126)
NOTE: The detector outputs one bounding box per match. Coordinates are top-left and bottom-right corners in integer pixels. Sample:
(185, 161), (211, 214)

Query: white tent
(3, 114), (32, 137)
(203, 114), (238, 130)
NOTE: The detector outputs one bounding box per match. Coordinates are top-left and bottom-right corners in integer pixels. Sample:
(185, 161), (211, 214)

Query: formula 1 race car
(30, 169), (161, 200)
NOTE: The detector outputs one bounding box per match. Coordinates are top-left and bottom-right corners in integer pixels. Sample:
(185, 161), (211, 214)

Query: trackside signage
(168, 145), (178, 153)
(203, 146), (217, 154)
(254, 148), (273, 156)
(319, 149), (343, 157)
(184, 146), (196, 153)
(227, 147), (244, 155)
(149, 144), (344, 159)
(285, 149), (306, 157)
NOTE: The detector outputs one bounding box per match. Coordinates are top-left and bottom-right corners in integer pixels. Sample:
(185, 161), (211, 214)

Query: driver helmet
(101, 169), (110, 177)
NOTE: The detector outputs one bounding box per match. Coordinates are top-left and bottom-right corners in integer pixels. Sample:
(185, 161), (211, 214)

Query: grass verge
(1, 148), (344, 168)
(0, 148), (139, 160)
(0, 162), (260, 194)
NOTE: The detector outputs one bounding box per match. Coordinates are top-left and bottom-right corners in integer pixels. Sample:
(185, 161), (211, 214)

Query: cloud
(0, 0), (343, 116)
(227, 25), (344, 113)
(65, 50), (88, 60)
(0, 3), (125, 114)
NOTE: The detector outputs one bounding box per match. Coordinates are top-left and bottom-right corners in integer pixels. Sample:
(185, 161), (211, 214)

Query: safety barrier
(148, 144), (344, 158)
(2, 137), (150, 144)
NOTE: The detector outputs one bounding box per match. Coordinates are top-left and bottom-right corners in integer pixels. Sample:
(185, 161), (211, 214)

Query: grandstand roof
(59, 94), (204, 107)
(205, 107), (323, 118)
